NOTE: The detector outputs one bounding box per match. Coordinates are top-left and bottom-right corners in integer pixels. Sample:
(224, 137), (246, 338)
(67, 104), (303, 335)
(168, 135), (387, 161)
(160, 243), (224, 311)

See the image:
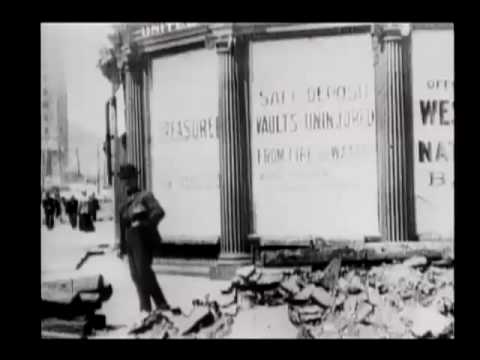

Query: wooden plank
(42, 317), (89, 335)
(262, 241), (453, 267)
(42, 331), (83, 339)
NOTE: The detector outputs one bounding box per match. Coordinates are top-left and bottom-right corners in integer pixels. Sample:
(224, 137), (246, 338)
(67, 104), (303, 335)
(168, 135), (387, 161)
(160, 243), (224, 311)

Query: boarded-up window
(150, 48), (220, 237)
(250, 33), (379, 238)
(411, 29), (454, 239)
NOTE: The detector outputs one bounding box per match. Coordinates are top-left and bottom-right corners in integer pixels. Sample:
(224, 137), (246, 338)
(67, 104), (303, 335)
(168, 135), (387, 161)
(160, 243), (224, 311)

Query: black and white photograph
(41, 22), (454, 339)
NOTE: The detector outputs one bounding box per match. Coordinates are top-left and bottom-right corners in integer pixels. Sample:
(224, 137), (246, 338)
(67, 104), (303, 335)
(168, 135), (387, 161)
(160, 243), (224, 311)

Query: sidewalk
(41, 221), (230, 328)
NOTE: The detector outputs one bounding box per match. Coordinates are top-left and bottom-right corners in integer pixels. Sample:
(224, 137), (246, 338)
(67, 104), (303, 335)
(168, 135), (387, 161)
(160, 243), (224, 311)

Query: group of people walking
(42, 190), (100, 232)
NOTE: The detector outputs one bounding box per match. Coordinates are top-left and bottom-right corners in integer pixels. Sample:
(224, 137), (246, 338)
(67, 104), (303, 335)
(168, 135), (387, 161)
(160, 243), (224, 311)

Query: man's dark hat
(118, 164), (140, 179)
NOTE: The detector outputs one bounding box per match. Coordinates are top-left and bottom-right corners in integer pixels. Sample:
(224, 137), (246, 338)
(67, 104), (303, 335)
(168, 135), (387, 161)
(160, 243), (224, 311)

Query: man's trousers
(126, 227), (168, 312)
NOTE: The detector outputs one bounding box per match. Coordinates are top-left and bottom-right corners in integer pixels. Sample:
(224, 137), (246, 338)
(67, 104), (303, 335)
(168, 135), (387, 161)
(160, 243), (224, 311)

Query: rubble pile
(95, 255), (453, 339)
(219, 257), (454, 339)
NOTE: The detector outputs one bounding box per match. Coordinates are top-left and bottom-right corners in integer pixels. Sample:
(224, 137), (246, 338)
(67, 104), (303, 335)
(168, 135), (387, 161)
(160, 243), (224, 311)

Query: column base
(209, 252), (252, 280)
(218, 252), (251, 262)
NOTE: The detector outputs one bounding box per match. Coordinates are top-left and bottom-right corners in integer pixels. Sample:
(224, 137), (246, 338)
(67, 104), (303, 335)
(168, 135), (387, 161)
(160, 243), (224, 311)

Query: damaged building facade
(102, 23), (454, 263)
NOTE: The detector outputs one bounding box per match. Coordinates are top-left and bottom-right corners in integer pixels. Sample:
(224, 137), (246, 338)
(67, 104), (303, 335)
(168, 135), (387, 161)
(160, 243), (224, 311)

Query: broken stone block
(355, 324), (386, 339)
(356, 302), (374, 324)
(238, 291), (256, 310)
(337, 278), (349, 294)
(417, 279), (436, 297)
(214, 291), (237, 308)
(312, 322), (340, 339)
(227, 305), (298, 339)
(294, 284), (315, 302)
(370, 304), (407, 337)
(255, 271), (284, 286)
(235, 265), (256, 280)
(310, 286), (334, 308)
(319, 257), (342, 291)
(347, 276), (364, 295)
(247, 271), (264, 284)
(298, 305), (325, 323)
(78, 293), (101, 303)
(366, 287), (383, 307)
(433, 286), (454, 314)
(309, 270), (324, 285)
(402, 305), (452, 338)
(378, 283), (389, 295)
(335, 293), (347, 309)
(403, 256), (428, 268)
(298, 304), (324, 315)
(381, 264), (422, 288)
(432, 258), (454, 268)
(177, 307), (215, 336)
(222, 303), (239, 317)
(399, 287), (415, 301)
(281, 276), (302, 297)
(343, 295), (358, 318)
(195, 316), (232, 339)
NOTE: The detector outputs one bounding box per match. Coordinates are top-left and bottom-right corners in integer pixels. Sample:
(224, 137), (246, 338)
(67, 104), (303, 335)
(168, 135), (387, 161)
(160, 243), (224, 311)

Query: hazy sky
(42, 23), (114, 176)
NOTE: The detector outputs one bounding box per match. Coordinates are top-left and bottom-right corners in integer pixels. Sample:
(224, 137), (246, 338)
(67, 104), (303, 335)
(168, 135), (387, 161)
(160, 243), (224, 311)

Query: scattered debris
(41, 274), (113, 338)
(76, 249), (106, 270)
(318, 257), (342, 291)
(347, 276), (364, 295)
(403, 256), (428, 269)
(401, 305), (453, 338)
(95, 252), (454, 339)
(311, 286), (334, 308)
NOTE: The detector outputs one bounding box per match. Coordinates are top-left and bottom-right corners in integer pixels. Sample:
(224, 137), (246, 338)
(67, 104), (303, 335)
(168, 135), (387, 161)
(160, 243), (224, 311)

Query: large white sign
(412, 30), (454, 239)
(250, 34), (379, 238)
(150, 49), (220, 237)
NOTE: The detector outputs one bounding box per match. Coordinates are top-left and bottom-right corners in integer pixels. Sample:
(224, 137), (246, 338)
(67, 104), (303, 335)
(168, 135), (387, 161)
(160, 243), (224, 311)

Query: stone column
(124, 54), (147, 190)
(216, 33), (252, 260)
(374, 24), (416, 241)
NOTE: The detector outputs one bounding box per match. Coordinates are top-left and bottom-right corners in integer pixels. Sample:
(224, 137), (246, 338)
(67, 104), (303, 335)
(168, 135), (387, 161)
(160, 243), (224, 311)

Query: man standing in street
(42, 192), (56, 230)
(117, 164), (171, 330)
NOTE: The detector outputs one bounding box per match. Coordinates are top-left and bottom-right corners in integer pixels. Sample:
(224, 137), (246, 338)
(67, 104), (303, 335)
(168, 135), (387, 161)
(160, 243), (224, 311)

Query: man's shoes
(128, 311), (151, 334)
(156, 304), (182, 316)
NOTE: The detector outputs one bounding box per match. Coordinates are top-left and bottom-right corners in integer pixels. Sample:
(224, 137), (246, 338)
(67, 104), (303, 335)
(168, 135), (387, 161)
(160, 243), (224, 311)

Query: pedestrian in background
(88, 193), (100, 222)
(117, 164), (170, 330)
(42, 192), (56, 230)
(54, 191), (62, 222)
(78, 191), (95, 232)
(66, 195), (79, 229)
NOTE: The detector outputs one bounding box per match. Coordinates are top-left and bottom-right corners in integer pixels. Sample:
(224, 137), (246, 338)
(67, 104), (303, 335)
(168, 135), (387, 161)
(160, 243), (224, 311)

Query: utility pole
(76, 148), (81, 178)
(58, 137), (62, 185)
(97, 143), (101, 195)
(105, 101), (113, 185)
(111, 95), (121, 246)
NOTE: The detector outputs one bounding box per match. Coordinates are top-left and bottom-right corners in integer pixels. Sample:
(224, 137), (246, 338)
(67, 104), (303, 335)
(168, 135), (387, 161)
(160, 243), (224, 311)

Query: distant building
(41, 27), (68, 188)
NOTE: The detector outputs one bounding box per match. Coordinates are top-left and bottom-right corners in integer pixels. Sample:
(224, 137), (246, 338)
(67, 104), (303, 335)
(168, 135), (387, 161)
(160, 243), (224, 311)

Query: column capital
(372, 23), (411, 47)
(122, 43), (146, 73)
(209, 23), (243, 54)
(215, 34), (235, 54)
